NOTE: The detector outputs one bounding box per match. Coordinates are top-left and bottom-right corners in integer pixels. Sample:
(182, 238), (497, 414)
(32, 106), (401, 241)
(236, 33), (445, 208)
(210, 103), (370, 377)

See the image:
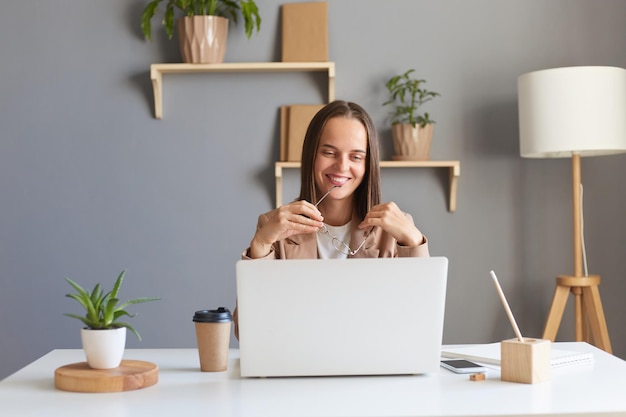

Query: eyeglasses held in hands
(313, 186), (372, 256)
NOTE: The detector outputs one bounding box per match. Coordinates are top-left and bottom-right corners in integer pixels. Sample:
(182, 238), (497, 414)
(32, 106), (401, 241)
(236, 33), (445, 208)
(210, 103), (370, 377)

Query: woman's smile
(326, 174), (350, 187)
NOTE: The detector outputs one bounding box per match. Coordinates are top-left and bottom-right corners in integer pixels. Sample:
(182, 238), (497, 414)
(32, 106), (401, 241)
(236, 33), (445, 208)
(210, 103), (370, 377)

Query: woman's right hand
(248, 201), (324, 258)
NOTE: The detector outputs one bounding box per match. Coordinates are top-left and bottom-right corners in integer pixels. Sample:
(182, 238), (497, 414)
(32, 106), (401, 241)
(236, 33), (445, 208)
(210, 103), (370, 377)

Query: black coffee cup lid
(193, 307), (232, 323)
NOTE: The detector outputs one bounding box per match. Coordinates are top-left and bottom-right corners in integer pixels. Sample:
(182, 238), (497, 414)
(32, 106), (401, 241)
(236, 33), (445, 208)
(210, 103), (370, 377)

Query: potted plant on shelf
(64, 270), (160, 369)
(383, 69), (440, 161)
(141, 0), (261, 64)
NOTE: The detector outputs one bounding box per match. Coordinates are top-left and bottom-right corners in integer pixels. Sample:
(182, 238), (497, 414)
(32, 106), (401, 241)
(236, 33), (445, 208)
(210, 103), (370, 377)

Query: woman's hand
(359, 202), (424, 246)
(248, 201), (324, 258)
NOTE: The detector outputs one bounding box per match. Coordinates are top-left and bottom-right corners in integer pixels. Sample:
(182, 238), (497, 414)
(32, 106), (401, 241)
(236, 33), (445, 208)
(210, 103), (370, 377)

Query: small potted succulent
(64, 270), (160, 369)
(141, 0), (261, 64)
(383, 69), (440, 160)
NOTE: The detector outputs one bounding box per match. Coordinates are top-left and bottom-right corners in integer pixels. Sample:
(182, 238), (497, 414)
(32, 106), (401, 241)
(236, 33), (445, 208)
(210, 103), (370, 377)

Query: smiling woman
(312, 117), (368, 225)
(241, 100), (429, 261)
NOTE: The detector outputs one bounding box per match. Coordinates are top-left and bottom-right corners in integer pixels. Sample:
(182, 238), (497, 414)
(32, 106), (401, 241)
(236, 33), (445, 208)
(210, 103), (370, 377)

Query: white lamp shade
(518, 66), (626, 158)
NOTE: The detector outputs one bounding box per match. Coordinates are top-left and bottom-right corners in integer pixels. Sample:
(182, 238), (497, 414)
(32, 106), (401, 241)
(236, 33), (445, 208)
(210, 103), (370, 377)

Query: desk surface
(1, 343), (625, 417)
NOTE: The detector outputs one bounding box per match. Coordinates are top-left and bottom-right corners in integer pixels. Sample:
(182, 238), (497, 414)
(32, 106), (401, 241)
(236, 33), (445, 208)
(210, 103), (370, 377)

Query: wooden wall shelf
(275, 160), (461, 212)
(150, 62), (336, 119)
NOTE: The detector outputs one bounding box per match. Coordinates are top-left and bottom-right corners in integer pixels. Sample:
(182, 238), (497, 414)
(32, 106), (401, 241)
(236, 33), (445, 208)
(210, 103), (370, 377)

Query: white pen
(490, 270), (524, 342)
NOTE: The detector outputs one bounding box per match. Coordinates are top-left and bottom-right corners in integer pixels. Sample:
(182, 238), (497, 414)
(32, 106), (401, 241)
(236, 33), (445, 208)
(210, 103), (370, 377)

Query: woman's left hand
(359, 202), (424, 246)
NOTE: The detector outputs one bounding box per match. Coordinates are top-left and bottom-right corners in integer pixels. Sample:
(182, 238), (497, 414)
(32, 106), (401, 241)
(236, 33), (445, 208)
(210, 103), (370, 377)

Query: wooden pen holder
(501, 338), (551, 384)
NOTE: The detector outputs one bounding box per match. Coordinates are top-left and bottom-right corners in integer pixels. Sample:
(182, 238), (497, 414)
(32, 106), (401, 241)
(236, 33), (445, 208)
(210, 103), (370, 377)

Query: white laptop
(235, 257), (448, 377)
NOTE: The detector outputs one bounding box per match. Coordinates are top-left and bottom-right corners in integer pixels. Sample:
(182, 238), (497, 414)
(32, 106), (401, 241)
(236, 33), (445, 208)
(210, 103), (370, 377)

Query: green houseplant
(141, 0), (261, 40)
(141, 0), (261, 64)
(64, 270), (160, 369)
(383, 68), (440, 128)
(383, 69), (440, 160)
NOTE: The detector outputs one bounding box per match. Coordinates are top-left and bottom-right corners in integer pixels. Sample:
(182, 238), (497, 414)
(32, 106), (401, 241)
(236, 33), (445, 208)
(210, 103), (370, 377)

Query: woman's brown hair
(298, 100), (381, 220)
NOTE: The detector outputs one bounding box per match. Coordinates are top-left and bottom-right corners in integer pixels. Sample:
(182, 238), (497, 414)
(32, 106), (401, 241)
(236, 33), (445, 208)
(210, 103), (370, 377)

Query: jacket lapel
(283, 232), (318, 259)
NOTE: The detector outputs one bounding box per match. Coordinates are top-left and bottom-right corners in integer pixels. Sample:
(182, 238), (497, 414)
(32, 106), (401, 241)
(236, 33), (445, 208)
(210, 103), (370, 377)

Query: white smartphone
(440, 359), (487, 374)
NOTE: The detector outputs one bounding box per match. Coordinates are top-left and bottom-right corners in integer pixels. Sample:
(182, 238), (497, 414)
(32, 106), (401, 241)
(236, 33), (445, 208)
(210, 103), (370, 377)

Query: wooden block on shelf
(281, 2), (328, 62)
(280, 104), (324, 161)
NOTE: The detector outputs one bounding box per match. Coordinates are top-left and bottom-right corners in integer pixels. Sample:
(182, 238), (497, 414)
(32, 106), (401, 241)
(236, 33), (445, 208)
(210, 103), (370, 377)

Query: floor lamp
(518, 66), (626, 354)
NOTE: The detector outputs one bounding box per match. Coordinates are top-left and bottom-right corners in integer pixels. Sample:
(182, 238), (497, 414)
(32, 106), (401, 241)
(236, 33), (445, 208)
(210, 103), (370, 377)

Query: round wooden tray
(54, 360), (158, 393)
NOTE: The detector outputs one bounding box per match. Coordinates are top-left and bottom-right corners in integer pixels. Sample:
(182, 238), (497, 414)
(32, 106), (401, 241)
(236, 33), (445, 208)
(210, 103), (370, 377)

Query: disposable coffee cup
(193, 307), (232, 372)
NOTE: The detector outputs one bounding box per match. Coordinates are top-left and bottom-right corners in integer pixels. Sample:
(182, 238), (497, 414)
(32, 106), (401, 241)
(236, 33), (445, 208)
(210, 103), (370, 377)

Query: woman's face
(313, 116), (368, 203)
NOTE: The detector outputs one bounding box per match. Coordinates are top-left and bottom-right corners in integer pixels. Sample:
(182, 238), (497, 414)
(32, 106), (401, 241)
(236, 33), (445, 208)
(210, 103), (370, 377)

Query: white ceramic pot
(81, 327), (126, 369)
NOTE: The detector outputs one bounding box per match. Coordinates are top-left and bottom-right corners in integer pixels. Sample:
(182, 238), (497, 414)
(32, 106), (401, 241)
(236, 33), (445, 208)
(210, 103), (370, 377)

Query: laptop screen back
(236, 257), (448, 377)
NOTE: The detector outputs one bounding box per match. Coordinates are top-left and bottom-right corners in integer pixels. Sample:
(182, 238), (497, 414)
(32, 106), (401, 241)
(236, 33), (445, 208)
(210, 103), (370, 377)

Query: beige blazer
(233, 209), (430, 337)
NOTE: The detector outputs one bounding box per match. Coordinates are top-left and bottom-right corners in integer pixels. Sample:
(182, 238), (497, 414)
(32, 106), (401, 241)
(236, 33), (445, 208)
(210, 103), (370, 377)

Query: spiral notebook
(441, 342), (593, 368)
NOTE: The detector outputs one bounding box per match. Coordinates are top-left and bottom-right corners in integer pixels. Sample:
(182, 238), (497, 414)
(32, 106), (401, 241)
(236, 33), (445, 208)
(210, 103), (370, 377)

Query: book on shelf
(441, 342), (594, 368)
(281, 2), (328, 62)
(280, 104), (325, 161)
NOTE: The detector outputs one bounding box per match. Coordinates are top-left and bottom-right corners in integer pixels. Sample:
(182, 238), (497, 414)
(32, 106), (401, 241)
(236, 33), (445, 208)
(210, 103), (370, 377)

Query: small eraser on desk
(470, 373), (485, 381)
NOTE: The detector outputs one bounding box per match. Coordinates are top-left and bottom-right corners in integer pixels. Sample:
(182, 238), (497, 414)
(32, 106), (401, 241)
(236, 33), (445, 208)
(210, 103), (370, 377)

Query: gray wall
(1, 0), (626, 379)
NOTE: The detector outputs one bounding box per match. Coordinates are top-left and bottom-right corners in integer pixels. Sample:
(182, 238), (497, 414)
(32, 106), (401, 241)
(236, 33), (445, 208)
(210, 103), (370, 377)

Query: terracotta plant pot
(81, 327), (126, 369)
(178, 16), (229, 64)
(391, 123), (434, 161)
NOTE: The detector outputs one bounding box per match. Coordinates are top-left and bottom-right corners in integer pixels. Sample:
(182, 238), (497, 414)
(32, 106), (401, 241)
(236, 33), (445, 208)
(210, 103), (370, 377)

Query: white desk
(1, 343), (625, 417)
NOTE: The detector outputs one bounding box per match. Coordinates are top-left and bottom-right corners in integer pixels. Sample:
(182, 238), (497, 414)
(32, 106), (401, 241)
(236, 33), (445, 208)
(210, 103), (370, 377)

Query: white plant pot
(81, 327), (126, 369)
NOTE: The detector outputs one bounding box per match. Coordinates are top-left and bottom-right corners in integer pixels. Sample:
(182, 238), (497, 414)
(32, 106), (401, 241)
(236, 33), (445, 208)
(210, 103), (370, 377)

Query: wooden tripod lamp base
(542, 275), (612, 354)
